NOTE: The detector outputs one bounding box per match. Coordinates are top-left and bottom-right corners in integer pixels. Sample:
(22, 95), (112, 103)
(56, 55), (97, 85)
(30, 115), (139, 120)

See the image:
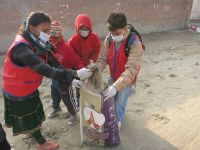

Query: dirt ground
(0, 30), (200, 150)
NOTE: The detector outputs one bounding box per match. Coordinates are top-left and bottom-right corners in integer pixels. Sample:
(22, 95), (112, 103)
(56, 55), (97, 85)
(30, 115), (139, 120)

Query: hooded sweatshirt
(68, 14), (101, 66)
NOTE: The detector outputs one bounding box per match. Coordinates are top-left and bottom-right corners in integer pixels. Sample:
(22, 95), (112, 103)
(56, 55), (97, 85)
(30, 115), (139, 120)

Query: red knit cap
(50, 21), (63, 37)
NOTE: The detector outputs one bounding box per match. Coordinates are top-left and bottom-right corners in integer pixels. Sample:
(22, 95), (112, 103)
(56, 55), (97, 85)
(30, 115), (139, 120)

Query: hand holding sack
(79, 62), (120, 146)
(103, 86), (117, 101)
(77, 68), (93, 80)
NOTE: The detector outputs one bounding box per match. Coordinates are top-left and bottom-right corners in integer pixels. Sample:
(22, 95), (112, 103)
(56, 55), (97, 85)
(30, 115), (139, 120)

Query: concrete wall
(0, 0), (192, 53)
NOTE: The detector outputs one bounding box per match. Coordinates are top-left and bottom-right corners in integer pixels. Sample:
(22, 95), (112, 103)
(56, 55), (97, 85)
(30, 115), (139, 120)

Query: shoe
(36, 140), (59, 150)
(68, 115), (76, 126)
(48, 107), (62, 118)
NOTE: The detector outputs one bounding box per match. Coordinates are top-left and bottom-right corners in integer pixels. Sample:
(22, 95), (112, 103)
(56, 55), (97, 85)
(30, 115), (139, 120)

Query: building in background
(191, 0), (200, 20)
(0, 0), (193, 53)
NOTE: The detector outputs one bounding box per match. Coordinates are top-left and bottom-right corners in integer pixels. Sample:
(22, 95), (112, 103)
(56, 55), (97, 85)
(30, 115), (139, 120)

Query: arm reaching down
(12, 44), (76, 83)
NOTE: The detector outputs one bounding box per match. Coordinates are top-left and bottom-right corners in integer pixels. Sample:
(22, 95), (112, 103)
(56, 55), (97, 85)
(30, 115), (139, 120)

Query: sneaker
(67, 115), (76, 126)
(48, 107), (62, 118)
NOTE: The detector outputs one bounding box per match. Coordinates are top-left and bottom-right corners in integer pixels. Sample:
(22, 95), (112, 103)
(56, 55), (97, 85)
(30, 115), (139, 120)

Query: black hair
(18, 12), (51, 34)
(106, 12), (127, 31)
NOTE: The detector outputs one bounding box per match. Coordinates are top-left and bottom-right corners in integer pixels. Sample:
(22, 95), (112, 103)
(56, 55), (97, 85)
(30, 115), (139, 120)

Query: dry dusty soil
(0, 30), (200, 150)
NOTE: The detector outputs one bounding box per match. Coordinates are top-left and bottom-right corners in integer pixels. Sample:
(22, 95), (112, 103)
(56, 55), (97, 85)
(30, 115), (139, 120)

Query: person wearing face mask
(97, 12), (144, 130)
(68, 14), (101, 109)
(2, 12), (92, 150)
(48, 21), (85, 126)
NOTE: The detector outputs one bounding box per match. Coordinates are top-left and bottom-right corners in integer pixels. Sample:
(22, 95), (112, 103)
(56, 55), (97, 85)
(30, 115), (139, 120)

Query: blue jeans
(114, 85), (134, 122)
(108, 78), (135, 122)
(51, 80), (76, 115)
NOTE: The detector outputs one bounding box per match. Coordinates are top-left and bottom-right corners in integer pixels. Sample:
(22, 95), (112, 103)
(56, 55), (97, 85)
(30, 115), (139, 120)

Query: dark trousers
(0, 139), (11, 150)
(0, 123), (10, 150)
(76, 88), (80, 107)
(51, 80), (76, 115)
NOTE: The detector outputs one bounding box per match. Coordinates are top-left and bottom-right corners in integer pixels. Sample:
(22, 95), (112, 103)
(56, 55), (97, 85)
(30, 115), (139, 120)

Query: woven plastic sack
(80, 88), (120, 146)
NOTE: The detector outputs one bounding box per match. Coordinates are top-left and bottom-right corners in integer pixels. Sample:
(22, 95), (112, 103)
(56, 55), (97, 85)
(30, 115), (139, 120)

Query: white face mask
(111, 34), (124, 42)
(39, 32), (50, 44)
(79, 29), (89, 38)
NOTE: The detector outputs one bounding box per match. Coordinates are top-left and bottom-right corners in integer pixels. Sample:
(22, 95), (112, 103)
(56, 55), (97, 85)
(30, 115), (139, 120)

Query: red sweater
(68, 14), (101, 67)
(54, 39), (84, 69)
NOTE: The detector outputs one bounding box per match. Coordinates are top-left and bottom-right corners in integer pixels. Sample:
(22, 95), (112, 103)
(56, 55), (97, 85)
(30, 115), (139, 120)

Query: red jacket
(54, 39), (84, 69)
(68, 14), (101, 66)
(3, 35), (43, 97)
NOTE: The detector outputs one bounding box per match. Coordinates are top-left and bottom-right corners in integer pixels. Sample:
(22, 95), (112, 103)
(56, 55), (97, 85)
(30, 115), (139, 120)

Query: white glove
(103, 86), (117, 101)
(72, 79), (82, 88)
(77, 68), (93, 80)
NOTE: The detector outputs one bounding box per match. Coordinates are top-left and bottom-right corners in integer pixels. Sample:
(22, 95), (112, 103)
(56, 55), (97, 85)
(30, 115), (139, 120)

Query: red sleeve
(90, 35), (101, 62)
(65, 44), (85, 69)
(68, 37), (73, 46)
(68, 36), (78, 54)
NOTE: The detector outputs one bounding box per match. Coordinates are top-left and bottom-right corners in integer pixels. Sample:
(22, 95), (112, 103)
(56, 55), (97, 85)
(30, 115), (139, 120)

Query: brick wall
(191, 0), (200, 20)
(0, 0), (192, 53)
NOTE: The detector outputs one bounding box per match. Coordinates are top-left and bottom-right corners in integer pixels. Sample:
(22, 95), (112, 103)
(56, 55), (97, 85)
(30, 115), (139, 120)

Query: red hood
(75, 14), (92, 33)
